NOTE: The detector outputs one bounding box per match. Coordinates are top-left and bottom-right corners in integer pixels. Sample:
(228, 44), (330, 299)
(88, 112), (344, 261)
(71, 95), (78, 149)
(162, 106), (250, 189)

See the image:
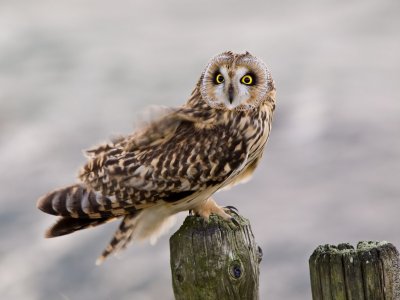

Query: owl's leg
(192, 198), (232, 221)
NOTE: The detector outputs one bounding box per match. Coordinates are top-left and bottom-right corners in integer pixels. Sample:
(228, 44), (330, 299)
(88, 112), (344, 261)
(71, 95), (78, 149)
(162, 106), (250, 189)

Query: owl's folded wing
(79, 109), (248, 207)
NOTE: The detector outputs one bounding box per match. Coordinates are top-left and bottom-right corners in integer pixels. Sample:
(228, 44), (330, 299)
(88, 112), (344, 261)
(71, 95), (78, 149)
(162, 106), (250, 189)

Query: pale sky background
(0, 0), (399, 299)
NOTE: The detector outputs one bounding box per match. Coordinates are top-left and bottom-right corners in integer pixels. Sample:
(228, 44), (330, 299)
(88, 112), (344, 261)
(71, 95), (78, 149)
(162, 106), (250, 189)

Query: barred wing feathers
(79, 108), (248, 207)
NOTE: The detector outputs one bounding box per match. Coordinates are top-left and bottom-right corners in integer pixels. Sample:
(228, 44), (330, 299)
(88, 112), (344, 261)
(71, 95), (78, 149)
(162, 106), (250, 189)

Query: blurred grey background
(0, 0), (399, 299)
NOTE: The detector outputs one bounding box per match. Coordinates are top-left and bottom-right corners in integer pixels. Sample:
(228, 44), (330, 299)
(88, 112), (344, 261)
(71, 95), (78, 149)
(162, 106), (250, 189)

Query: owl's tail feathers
(37, 184), (124, 238)
(45, 216), (116, 238)
(37, 184), (118, 219)
(96, 214), (137, 265)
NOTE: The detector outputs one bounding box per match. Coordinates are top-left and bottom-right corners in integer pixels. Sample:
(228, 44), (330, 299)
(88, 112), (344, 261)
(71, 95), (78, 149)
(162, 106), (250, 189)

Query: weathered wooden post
(309, 241), (400, 300)
(169, 213), (262, 300)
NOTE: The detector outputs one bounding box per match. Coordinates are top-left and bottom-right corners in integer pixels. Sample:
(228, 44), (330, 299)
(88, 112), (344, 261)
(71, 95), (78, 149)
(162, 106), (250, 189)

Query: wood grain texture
(170, 214), (262, 300)
(309, 241), (400, 300)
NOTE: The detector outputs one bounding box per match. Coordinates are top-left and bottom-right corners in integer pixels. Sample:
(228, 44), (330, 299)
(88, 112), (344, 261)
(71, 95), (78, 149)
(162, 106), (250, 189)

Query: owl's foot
(192, 198), (231, 221)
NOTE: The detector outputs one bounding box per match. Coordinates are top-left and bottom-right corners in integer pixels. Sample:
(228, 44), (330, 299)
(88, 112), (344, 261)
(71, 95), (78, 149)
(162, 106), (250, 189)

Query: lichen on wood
(170, 213), (262, 300)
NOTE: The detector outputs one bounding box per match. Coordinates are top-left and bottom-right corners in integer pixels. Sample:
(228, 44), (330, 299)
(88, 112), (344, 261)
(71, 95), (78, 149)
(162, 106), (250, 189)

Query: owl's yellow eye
(215, 73), (224, 84)
(241, 74), (254, 85)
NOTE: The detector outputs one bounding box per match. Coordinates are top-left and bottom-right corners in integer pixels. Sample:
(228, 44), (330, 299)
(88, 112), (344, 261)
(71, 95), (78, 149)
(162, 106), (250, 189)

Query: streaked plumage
(37, 51), (276, 264)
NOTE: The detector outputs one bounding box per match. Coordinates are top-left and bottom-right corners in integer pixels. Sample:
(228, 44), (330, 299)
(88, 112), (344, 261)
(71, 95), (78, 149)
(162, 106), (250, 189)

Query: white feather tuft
(132, 206), (177, 244)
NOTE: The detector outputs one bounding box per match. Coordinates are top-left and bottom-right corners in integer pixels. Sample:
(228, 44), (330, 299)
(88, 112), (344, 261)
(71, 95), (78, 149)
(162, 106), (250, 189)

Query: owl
(37, 51), (276, 264)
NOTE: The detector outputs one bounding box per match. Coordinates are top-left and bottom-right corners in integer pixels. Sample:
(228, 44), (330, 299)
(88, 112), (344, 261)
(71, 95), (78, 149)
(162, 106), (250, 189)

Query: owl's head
(200, 51), (275, 111)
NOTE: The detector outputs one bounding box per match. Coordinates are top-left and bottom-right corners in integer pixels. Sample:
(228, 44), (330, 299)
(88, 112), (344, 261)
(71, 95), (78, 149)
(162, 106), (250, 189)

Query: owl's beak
(228, 84), (234, 104)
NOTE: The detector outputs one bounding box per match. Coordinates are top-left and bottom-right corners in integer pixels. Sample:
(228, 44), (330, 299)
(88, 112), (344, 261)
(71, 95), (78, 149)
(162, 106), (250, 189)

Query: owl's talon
(224, 206), (240, 217)
(225, 205), (238, 212)
(231, 217), (240, 226)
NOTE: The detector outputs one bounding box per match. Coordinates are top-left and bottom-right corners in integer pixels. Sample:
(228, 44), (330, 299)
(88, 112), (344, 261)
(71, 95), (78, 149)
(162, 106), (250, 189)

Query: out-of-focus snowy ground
(0, 1), (399, 299)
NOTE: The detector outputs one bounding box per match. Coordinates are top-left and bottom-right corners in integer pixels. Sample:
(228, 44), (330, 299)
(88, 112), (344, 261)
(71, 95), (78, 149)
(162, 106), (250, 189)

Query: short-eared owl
(37, 51), (276, 264)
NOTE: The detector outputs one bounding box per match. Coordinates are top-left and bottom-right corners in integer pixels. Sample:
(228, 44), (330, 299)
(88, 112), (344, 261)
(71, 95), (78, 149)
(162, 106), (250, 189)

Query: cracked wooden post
(309, 241), (400, 300)
(169, 214), (262, 300)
